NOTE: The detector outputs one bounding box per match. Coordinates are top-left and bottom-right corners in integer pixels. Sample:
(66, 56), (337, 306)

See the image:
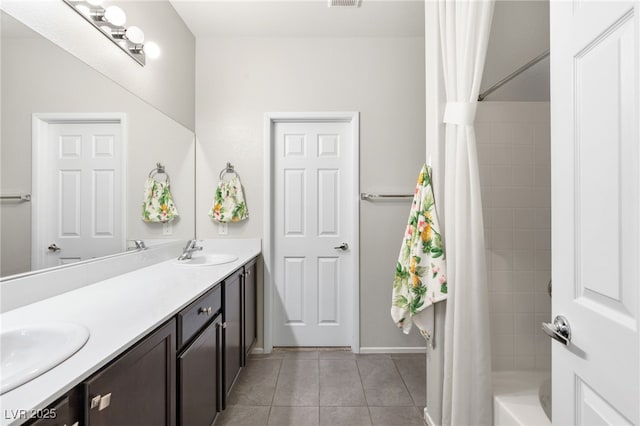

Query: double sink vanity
(0, 239), (261, 426)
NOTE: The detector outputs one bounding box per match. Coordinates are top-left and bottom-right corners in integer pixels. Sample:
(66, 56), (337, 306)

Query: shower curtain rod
(478, 49), (550, 101)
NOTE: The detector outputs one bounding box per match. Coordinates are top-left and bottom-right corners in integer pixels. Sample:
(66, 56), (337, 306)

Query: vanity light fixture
(63, 0), (160, 66)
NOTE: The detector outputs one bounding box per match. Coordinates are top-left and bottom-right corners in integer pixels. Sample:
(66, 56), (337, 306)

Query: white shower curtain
(438, 0), (494, 424)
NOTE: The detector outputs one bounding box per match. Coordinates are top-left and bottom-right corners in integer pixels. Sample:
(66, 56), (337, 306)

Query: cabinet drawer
(177, 285), (222, 348)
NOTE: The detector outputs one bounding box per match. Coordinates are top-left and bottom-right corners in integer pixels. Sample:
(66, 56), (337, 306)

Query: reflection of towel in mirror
(391, 164), (447, 343)
(209, 176), (249, 223)
(141, 178), (179, 223)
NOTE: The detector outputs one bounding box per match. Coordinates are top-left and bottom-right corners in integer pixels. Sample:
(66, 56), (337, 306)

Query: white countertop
(0, 239), (261, 426)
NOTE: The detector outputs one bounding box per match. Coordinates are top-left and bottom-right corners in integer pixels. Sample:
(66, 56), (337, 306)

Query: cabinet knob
(198, 306), (212, 315)
(222, 322), (228, 329)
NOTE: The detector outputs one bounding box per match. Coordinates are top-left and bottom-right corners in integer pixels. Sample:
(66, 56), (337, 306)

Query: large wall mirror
(0, 11), (195, 278)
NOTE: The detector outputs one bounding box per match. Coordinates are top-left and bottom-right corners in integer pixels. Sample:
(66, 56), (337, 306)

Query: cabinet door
(27, 387), (82, 426)
(84, 320), (176, 426)
(223, 269), (243, 404)
(178, 315), (222, 426)
(27, 397), (70, 426)
(243, 259), (257, 365)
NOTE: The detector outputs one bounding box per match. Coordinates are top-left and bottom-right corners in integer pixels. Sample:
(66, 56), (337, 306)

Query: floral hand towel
(391, 164), (447, 340)
(141, 178), (179, 223)
(209, 176), (249, 223)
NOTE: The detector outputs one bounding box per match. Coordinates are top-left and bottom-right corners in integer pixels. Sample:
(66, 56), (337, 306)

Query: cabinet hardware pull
(98, 393), (112, 411)
(90, 395), (101, 409)
(90, 393), (112, 410)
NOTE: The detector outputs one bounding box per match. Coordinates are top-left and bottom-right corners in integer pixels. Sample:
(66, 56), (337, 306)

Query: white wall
(1, 35), (194, 277)
(481, 1), (550, 101)
(1, 1), (196, 130)
(196, 36), (428, 349)
(476, 102), (551, 370)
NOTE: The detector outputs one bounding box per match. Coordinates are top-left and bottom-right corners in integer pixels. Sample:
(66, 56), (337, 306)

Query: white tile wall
(476, 102), (551, 371)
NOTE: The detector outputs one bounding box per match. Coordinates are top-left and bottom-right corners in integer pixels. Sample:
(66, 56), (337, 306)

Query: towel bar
(0, 194), (31, 201)
(360, 193), (413, 200)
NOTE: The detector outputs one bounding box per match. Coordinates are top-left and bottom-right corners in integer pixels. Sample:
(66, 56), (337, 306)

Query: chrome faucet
(178, 239), (203, 261)
(134, 240), (147, 250)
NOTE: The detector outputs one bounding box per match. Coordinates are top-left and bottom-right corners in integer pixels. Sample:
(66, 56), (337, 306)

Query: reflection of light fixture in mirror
(130, 41), (160, 60)
(63, 0), (160, 66)
(143, 42), (161, 59)
(104, 5), (126, 26)
(125, 26), (144, 44)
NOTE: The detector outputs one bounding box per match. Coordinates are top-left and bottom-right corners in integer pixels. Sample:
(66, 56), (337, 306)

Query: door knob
(542, 315), (571, 345)
(47, 243), (61, 252)
(333, 242), (349, 251)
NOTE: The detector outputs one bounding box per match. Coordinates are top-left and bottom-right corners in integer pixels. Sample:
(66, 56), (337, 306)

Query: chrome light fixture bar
(63, 0), (159, 66)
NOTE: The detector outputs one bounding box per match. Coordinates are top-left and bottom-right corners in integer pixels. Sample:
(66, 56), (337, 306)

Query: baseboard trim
(424, 408), (439, 426)
(252, 346), (426, 355)
(359, 347), (426, 354)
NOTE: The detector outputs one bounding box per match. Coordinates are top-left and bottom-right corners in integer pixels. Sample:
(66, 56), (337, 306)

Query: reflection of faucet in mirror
(177, 240), (203, 261)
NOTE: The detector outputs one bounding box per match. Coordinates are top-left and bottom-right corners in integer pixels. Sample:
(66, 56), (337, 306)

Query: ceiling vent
(328, 0), (361, 7)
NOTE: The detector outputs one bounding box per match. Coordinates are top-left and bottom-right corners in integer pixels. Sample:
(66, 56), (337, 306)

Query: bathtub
(493, 371), (551, 426)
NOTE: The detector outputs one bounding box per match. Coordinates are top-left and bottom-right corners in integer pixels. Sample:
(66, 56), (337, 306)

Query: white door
(551, 1), (639, 424)
(35, 120), (124, 269)
(272, 120), (355, 346)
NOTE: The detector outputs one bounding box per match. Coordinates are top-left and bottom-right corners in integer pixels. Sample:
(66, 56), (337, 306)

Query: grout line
(355, 358), (367, 404)
(392, 357), (420, 407)
(267, 358), (283, 419)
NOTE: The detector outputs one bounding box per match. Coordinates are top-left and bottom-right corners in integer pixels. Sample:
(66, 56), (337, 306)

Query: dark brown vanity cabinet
(83, 319), (176, 426)
(242, 258), (257, 366)
(223, 268), (243, 405)
(176, 285), (223, 426)
(26, 388), (82, 426)
(22, 256), (260, 426)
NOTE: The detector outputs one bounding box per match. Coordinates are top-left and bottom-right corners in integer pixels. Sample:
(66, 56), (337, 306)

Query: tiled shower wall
(475, 102), (551, 371)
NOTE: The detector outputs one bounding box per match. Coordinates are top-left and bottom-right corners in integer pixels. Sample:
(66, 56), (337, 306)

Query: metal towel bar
(0, 194), (31, 201)
(360, 193), (413, 200)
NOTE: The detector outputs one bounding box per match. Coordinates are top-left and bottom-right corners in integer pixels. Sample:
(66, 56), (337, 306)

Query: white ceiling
(169, 0), (425, 38)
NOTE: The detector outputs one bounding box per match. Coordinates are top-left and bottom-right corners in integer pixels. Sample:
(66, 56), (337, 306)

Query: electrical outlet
(163, 222), (173, 235)
(218, 223), (228, 235)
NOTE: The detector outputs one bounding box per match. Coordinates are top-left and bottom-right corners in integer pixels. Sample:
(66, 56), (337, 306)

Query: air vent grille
(328, 0), (361, 7)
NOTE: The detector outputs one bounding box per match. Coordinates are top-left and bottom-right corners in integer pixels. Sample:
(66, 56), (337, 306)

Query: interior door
(550, 1), (639, 423)
(37, 121), (124, 268)
(273, 120), (354, 346)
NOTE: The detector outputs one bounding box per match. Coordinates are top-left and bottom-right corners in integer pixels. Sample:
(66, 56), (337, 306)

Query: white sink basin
(1, 323), (90, 394)
(176, 253), (238, 266)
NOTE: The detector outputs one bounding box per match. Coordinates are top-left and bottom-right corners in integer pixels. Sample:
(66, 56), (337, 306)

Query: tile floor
(215, 350), (427, 426)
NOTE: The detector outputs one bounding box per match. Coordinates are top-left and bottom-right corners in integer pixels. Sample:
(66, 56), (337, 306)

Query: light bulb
(104, 6), (126, 26)
(87, 0), (103, 5)
(143, 41), (160, 59)
(125, 26), (144, 44)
